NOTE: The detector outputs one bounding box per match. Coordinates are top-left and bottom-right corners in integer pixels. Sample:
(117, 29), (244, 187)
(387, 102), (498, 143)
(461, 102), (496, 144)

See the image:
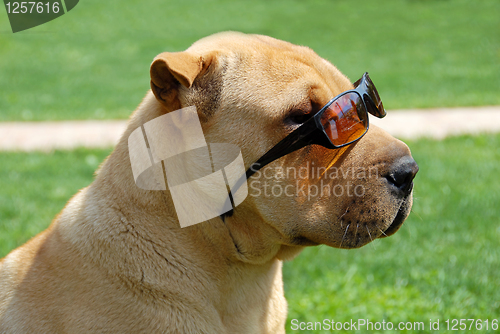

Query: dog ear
(150, 52), (205, 108)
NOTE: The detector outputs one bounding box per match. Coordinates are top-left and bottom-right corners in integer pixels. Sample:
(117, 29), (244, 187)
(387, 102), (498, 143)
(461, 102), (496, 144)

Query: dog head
(146, 32), (418, 258)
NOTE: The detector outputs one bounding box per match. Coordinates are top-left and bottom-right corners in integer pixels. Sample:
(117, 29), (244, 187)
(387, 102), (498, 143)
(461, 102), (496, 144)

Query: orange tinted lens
(320, 92), (367, 147)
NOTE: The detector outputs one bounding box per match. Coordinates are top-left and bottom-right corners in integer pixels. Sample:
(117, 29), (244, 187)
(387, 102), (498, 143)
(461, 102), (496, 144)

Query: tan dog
(0, 32), (418, 333)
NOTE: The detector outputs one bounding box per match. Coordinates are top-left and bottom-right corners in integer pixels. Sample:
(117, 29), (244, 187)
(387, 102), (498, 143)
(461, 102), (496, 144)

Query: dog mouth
(379, 191), (413, 238)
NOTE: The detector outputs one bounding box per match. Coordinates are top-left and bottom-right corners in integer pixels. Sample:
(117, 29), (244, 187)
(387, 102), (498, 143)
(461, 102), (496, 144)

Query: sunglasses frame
(246, 72), (386, 179)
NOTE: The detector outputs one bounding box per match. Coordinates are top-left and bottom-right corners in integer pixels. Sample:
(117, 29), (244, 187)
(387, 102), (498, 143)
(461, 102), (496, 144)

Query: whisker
(377, 226), (388, 237)
(339, 224), (350, 249)
(339, 206), (350, 229)
(411, 209), (423, 221)
(366, 225), (376, 249)
(366, 226), (373, 242)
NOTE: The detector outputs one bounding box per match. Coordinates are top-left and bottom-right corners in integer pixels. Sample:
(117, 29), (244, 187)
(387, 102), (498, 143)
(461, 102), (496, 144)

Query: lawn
(0, 148), (111, 254)
(0, 134), (499, 333)
(1, 0), (499, 121)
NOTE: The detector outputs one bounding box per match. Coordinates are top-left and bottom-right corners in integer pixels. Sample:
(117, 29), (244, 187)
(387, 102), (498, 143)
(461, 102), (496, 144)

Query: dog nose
(385, 156), (419, 195)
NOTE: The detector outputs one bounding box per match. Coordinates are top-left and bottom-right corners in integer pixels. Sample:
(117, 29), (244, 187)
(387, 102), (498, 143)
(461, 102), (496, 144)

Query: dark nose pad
(385, 156), (419, 195)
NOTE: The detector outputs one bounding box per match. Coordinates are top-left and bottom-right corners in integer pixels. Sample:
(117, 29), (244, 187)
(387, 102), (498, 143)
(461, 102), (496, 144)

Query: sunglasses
(246, 72), (386, 179)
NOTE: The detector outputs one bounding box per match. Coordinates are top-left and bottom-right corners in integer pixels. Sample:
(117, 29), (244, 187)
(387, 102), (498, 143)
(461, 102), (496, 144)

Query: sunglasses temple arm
(219, 136), (308, 221)
(245, 125), (317, 179)
(220, 119), (318, 222)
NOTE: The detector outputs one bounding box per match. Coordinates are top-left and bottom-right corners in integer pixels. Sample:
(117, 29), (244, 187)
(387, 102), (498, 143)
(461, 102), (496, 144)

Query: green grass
(0, 134), (499, 333)
(0, 148), (111, 254)
(1, 0), (499, 121)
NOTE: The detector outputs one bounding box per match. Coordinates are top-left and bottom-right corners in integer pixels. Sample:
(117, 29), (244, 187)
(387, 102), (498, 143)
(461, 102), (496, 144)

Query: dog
(0, 32), (418, 333)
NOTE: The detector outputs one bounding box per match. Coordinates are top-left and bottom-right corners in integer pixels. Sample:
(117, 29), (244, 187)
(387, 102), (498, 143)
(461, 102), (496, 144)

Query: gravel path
(0, 106), (499, 152)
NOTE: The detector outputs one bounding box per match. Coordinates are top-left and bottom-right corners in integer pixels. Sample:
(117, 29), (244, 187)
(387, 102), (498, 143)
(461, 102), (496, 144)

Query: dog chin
(329, 192), (414, 249)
